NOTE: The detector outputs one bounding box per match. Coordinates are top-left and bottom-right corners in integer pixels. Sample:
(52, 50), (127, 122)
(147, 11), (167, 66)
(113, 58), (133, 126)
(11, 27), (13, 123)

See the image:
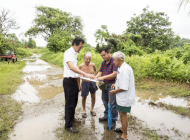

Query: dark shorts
(116, 104), (131, 113)
(81, 81), (98, 97)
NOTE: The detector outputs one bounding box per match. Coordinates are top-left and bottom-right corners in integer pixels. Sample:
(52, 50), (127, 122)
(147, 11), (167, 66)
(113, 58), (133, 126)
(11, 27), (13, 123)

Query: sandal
(116, 136), (128, 140)
(90, 111), (96, 116)
(114, 128), (123, 133)
(82, 113), (87, 118)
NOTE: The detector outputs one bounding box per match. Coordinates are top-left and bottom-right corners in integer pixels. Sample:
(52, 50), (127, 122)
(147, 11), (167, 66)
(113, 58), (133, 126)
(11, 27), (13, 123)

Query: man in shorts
(79, 52), (98, 118)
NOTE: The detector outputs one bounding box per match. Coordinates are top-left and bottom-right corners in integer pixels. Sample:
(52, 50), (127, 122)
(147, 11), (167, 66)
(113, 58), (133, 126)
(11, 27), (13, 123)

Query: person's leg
(91, 93), (95, 112)
(63, 78), (76, 129)
(101, 88), (108, 119)
(82, 96), (87, 113)
(73, 79), (79, 121)
(108, 84), (118, 121)
(119, 111), (128, 139)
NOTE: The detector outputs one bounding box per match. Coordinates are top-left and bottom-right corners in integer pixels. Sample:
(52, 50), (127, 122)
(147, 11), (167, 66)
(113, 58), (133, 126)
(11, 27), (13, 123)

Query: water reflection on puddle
(12, 54), (63, 103)
(10, 113), (60, 140)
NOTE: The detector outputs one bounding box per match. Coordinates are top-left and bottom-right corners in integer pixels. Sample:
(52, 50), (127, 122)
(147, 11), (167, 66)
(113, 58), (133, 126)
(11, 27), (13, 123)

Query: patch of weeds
(0, 96), (22, 140)
(149, 101), (190, 118)
(171, 127), (181, 136)
(136, 79), (190, 98)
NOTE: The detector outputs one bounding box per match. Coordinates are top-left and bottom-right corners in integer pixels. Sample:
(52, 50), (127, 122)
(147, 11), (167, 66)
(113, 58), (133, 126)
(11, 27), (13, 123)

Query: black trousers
(63, 78), (79, 128)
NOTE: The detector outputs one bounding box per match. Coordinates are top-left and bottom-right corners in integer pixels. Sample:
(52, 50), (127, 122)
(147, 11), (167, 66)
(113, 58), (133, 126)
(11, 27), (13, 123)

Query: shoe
(73, 118), (81, 123)
(65, 126), (78, 133)
(99, 117), (107, 121)
(107, 120), (115, 130)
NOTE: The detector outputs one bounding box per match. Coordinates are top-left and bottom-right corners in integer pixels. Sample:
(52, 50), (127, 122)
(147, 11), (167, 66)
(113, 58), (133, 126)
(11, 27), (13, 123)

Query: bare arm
(95, 71), (102, 78)
(93, 64), (97, 76)
(97, 71), (117, 81)
(67, 61), (93, 78)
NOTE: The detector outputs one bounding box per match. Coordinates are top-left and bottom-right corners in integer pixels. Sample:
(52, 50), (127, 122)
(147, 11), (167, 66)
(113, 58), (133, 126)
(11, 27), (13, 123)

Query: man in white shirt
(109, 51), (135, 140)
(63, 37), (94, 133)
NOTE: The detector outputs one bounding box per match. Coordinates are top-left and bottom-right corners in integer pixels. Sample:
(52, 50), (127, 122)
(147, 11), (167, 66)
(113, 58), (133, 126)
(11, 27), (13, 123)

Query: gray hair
(113, 51), (125, 61)
(84, 52), (92, 58)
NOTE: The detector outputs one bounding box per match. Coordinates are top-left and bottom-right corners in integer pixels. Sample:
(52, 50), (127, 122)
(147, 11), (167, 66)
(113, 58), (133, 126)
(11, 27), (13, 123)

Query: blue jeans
(102, 83), (118, 121)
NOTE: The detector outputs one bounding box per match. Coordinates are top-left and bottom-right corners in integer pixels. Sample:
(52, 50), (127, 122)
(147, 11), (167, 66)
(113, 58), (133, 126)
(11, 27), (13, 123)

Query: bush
(16, 48), (32, 58)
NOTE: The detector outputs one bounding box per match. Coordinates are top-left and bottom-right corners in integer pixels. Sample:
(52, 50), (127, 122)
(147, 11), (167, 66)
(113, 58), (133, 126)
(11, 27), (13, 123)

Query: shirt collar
(104, 56), (113, 65)
(118, 62), (126, 73)
(71, 47), (78, 55)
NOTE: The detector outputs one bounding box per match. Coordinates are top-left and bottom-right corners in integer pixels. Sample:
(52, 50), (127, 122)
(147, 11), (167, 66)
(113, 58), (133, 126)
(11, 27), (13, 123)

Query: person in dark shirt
(96, 47), (118, 129)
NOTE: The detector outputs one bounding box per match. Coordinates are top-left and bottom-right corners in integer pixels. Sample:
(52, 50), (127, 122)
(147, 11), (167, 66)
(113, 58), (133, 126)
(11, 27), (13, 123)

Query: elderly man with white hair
(109, 51), (135, 140)
(79, 52), (98, 118)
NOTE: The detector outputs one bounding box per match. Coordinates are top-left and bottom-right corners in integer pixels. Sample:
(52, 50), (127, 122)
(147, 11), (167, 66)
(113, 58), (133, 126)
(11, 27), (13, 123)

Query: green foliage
(16, 48), (32, 58)
(25, 6), (84, 41)
(47, 29), (74, 52)
(27, 38), (36, 48)
(0, 34), (12, 54)
(94, 25), (110, 46)
(126, 6), (176, 52)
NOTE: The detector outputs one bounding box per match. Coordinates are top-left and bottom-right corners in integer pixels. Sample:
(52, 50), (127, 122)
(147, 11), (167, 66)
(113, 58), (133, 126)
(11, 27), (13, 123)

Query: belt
(64, 77), (78, 79)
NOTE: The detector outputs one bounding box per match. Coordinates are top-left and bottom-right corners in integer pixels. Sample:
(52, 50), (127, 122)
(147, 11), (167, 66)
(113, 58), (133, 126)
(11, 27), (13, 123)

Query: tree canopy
(126, 6), (178, 52)
(25, 6), (84, 41)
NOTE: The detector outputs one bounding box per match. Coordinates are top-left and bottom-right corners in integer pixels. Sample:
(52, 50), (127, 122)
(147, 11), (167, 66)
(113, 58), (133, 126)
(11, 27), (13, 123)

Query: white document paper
(79, 76), (99, 82)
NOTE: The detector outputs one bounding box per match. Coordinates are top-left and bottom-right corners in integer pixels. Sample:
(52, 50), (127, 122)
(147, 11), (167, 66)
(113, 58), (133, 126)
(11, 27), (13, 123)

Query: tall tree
(126, 6), (177, 52)
(94, 25), (110, 46)
(0, 9), (19, 35)
(25, 6), (84, 40)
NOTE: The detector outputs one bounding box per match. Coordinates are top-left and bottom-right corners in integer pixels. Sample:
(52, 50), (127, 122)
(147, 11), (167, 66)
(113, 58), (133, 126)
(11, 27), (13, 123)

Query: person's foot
(65, 126), (78, 133)
(115, 136), (128, 140)
(107, 120), (116, 130)
(114, 128), (123, 133)
(99, 117), (107, 121)
(82, 113), (87, 118)
(90, 111), (96, 116)
(74, 118), (81, 123)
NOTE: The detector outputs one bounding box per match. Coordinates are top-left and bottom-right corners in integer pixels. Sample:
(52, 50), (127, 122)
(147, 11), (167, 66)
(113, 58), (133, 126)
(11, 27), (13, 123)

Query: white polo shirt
(115, 62), (135, 107)
(63, 47), (79, 78)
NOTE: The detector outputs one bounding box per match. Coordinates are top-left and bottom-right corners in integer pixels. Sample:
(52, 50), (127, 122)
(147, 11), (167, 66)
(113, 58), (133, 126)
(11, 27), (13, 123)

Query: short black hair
(99, 47), (110, 53)
(72, 37), (84, 46)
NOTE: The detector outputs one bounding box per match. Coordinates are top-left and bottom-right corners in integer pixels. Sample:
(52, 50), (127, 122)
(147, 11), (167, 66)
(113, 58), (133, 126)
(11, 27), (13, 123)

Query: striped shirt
(99, 57), (118, 83)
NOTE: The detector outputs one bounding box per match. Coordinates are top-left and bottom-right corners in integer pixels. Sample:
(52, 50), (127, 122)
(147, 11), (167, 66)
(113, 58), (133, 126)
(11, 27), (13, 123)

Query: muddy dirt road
(9, 54), (190, 140)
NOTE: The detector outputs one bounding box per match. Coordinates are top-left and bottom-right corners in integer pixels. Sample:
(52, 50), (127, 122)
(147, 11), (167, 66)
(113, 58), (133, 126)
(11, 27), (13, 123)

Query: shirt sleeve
(64, 51), (73, 63)
(118, 70), (130, 90)
(113, 63), (118, 71)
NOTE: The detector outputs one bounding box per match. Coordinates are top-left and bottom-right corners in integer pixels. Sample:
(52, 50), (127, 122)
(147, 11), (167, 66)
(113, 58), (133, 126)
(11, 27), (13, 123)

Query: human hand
(111, 84), (115, 90)
(85, 73), (95, 79)
(109, 90), (116, 95)
(97, 77), (104, 81)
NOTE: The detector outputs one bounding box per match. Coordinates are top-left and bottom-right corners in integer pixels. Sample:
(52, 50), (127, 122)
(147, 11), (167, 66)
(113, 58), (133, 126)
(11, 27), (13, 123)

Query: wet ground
(9, 54), (190, 140)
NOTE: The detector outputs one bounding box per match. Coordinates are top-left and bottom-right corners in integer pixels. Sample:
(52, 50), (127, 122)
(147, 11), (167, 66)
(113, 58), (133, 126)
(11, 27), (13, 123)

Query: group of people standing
(63, 37), (135, 140)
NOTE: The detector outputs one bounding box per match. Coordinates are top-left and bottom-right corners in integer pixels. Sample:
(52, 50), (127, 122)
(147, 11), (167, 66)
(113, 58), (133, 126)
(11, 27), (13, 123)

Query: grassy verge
(0, 61), (25, 95)
(0, 61), (25, 140)
(136, 78), (190, 98)
(0, 96), (22, 140)
(149, 101), (190, 118)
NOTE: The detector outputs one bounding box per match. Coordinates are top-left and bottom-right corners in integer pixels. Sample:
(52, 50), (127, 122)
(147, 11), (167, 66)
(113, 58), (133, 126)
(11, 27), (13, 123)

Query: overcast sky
(1, 0), (190, 47)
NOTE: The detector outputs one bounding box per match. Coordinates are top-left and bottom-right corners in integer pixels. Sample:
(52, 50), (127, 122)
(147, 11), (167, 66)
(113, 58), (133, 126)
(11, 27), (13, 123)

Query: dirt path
(9, 54), (190, 140)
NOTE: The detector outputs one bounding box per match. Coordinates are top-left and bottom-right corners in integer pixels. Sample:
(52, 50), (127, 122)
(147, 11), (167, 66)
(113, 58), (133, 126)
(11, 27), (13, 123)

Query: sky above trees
(0, 0), (190, 47)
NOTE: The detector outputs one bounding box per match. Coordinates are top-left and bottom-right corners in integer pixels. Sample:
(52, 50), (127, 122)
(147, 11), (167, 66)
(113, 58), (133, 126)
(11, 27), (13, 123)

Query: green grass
(136, 78), (190, 97)
(0, 61), (25, 140)
(0, 61), (26, 95)
(0, 96), (22, 140)
(149, 101), (190, 118)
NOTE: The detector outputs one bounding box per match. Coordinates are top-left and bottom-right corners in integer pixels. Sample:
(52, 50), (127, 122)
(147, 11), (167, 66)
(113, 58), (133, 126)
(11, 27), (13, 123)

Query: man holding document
(63, 37), (94, 133)
(79, 52), (98, 118)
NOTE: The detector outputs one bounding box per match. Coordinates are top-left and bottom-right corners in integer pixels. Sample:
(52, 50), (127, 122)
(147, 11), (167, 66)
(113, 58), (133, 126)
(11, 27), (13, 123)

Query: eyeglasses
(101, 54), (106, 57)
